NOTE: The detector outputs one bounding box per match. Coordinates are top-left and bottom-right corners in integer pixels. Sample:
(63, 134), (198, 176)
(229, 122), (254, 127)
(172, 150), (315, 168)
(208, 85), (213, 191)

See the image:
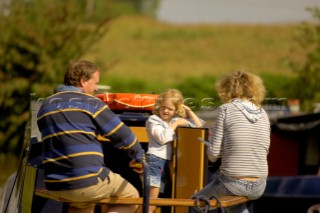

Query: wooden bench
(34, 188), (249, 211)
(29, 131), (250, 213)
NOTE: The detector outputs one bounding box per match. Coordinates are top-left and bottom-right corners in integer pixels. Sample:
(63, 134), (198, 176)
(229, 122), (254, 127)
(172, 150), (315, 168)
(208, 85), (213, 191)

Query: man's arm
(94, 104), (145, 163)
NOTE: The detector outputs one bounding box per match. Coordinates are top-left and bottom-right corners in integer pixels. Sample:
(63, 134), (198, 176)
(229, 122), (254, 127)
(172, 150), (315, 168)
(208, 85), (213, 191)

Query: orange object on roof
(96, 93), (158, 111)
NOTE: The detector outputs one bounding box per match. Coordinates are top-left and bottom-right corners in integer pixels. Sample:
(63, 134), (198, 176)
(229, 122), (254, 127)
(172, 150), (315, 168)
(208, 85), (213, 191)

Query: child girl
(146, 88), (204, 213)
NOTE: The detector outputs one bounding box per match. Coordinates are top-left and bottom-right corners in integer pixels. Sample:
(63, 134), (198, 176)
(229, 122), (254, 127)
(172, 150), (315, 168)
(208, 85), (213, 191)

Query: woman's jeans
(190, 172), (266, 213)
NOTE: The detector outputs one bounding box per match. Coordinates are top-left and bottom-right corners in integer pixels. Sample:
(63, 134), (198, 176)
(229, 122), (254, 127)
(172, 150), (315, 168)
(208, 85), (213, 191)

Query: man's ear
(80, 78), (86, 87)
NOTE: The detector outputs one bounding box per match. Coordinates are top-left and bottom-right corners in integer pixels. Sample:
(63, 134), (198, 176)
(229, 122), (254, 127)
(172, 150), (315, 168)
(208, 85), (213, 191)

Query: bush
(174, 75), (220, 111)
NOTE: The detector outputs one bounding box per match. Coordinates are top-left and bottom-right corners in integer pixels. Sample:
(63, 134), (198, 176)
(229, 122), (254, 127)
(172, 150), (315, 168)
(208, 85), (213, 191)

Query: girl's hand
(170, 118), (188, 130)
(182, 104), (204, 128)
(175, 118), (188, 127)
(182, 104), (192, 113)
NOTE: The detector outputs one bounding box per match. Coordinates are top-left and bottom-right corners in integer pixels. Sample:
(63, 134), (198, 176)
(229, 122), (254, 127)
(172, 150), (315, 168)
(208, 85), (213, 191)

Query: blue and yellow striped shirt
(37, 89), (144, 191)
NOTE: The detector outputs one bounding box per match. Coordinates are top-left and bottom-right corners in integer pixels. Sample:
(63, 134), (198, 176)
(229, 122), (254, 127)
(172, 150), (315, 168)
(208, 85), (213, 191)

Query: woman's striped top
(207, 100), (270, 178)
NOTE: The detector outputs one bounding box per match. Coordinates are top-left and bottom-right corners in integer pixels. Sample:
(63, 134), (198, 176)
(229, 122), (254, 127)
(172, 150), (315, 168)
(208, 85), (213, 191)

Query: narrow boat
(1, 93), (320, 213)
(1, 93), (230, 213)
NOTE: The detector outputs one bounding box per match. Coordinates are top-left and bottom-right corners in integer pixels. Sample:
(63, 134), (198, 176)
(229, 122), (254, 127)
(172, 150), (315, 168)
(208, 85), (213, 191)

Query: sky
(157, 0), (320, 24)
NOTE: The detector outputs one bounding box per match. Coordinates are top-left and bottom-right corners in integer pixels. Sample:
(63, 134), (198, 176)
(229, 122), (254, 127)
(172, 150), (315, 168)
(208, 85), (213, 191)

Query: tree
(0, 0), (112, 154)
(290, 7), (320, 112)
(0, 0), (161, 154)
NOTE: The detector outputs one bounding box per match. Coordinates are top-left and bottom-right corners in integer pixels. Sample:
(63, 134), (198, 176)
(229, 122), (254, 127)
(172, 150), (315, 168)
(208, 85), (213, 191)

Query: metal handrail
(142, 160), (150, 213)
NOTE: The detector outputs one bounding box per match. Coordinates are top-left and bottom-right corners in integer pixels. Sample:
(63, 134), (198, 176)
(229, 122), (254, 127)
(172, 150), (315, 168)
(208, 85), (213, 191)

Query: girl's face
(159, 99), (176, 122)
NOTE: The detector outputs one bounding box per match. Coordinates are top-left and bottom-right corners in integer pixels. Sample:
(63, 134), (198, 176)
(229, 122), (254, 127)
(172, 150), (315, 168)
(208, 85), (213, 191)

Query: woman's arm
(207, 107), (225, 162)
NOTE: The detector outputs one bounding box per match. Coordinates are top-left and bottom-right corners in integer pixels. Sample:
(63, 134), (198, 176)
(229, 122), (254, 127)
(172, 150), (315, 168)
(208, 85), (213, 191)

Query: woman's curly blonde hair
(216, 70), (266, 106)
(152, 89), (186, 118)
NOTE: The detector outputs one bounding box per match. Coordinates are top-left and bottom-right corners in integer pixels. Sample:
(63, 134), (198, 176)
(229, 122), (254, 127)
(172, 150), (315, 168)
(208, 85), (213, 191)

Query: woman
(191, 70), (271, 213)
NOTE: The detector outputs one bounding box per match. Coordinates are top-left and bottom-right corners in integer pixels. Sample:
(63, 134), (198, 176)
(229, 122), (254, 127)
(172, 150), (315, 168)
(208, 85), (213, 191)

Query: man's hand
(129, 159), (144, 173)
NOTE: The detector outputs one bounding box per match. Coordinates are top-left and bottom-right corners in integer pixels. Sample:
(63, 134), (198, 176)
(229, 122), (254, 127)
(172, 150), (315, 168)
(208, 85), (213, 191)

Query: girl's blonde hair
(216, 70), (266, 106)
(152, 89), (186, 117)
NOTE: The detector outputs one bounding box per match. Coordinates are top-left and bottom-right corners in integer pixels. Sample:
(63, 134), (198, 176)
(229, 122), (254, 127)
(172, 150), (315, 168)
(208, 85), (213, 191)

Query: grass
(83, 15), (306, 93)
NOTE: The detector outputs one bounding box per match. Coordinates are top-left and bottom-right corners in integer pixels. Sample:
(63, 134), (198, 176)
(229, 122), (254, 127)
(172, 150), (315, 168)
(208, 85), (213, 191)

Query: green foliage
(107, 77), (150, 93)
(0, 0), (112, 154)
(175, 73), (298, 112)
(0, 0), (160, 154)
(107, 0), (160, 17)
(260, 72), (297, 99)
(174, 75), (220, 111)
(88, 16), (299, 89)
(289, 7), (320, 111)
(260, 73), (297, 110)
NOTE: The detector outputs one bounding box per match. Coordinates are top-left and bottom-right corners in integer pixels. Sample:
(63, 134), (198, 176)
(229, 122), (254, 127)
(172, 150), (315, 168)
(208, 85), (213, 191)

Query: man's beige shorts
(48, 170), (139, 209)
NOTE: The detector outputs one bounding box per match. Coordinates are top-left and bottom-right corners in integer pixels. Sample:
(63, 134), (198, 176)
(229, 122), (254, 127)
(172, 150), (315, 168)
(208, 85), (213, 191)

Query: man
(37, 60), (144, 213)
